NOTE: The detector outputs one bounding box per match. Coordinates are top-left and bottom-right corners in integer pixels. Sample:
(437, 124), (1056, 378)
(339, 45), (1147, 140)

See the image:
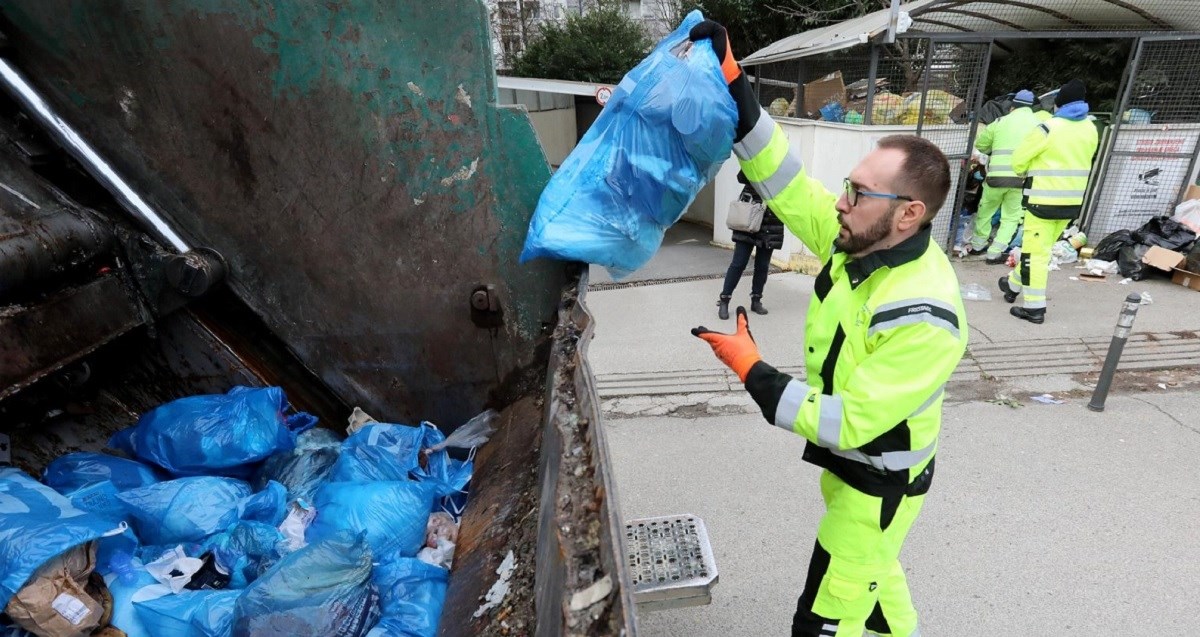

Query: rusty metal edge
(0, 274), (143, 400)
(535, 263), (637, 636)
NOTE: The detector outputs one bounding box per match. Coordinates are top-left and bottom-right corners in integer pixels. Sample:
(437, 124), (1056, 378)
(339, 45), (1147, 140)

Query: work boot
(1010, 306), (1045, 324)
(750, 295), (768, 315)
(997, 276), (1018, 304)
(717, 295), (730, 320)
(985, 253), (1007, 265)
(967, 246), (988, 256)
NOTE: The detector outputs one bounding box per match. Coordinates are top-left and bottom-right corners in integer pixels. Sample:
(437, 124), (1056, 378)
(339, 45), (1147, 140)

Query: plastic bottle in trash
(108, 551), (140, 586)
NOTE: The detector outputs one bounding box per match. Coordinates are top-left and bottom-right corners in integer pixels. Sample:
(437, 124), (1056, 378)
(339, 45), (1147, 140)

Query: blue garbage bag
(366, 557), (448, 637)
(254, 427), (342, 502)
(519, 10), (737, 278)
(200, 521), (286, 589)
(330, 423), (465, 496)
(134, 588), (240, 637)
(43, 452), (164, 493)
(116, 477), (287, 545)
(110, 386), (318, 478)
(62, 481), (141, 566)
(232, 531), (379, 637)
(0, 468), (124, 608)
(306, 480), (437, 557)
(101, 553), (164, 637)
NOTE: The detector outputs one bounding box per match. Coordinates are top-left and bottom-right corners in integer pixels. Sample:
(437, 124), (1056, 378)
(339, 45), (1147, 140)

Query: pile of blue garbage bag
(0, 386), (492, 637)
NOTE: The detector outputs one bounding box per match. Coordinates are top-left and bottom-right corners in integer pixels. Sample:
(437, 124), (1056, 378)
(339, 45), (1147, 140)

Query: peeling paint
(455, 84), (471, 108)
(439, 157), (478, 187)
(407, 81), (423, 96)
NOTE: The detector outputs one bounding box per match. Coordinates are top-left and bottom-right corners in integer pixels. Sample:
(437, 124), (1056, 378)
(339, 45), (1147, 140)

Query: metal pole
(1087, 293), (1143, 412)
(0, 58), (191, 253)
(864, 44), (880, 125)
(915, 38), (934, 135)
(885, 0), (902, 44)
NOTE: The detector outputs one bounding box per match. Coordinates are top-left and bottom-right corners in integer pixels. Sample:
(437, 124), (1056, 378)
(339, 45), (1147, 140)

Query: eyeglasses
(843, 178), (913, 207)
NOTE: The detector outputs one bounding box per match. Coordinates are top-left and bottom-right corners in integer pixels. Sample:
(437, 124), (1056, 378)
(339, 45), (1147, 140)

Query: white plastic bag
(426, 410), (498, 453)
(1173, 198), (1200, 233)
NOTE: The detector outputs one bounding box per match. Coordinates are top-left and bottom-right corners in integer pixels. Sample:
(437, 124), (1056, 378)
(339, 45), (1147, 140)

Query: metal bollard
(1087, 293), (1143, 412)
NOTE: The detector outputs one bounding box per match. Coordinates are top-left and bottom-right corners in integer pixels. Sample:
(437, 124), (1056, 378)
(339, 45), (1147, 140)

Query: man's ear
(897, 200), (927, 231)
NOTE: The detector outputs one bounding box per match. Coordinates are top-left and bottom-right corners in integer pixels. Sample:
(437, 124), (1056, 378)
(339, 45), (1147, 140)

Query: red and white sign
(595, 85), (613, 106)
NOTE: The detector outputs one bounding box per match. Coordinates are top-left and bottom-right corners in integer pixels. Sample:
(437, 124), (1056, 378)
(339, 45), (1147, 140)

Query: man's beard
(834, 208), (896, 254)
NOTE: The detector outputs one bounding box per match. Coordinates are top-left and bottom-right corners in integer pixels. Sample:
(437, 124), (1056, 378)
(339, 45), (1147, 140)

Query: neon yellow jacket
(974, 106), (1042, 187)
(736, 111), (969, 497)
(1013, 115), (1099, 215)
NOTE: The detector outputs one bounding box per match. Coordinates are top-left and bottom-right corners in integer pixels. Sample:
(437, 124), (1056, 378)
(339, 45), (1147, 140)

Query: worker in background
(968, 89), (1041, 264)
(1000, 79), (1099, 324)
(687, 21), (967, 637)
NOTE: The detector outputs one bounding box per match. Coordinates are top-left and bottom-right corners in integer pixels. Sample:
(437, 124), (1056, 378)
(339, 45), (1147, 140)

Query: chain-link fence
(748, 38), (990, 248)
(1085, 37), (1200, 239)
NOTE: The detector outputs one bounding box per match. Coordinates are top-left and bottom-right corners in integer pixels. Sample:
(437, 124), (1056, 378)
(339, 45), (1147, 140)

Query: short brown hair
(877, 135), (951, 224)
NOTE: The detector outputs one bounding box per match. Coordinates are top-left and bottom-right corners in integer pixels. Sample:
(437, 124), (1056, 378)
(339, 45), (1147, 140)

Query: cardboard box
(1172, 268), (1200, 291)
(803, 71), (846, 118)
(1142, 245), (1200, 291)
(1143, 245), (1185, 272)
(1183, 184), (1200, 203)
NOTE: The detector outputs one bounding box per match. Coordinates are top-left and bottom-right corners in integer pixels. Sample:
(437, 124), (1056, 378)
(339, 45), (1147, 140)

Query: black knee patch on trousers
(1019, 251), (1031, 287)
(792, 541), (838, 636)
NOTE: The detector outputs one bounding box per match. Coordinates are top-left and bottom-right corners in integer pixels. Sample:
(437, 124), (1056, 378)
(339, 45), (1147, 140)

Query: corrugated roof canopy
(741, 0), (1200, 66)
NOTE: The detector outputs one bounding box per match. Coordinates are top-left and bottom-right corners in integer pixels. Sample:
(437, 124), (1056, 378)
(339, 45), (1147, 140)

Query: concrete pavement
(586, 222), (1200, 635)
(606, 394), (1200, 636)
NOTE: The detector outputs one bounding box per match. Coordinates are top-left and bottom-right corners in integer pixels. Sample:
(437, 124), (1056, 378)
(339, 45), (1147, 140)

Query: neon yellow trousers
(791, 471), (926, 637)
(1008, 214), (1070, 310)
(970, 185), (1024, 256)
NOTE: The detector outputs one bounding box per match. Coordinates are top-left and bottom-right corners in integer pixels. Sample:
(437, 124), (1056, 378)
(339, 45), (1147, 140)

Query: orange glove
(691, 306), (762, 382)
(688, 19), (741, 85)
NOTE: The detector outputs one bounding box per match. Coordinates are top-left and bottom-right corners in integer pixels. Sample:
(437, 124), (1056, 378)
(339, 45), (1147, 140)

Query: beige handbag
(726, 191), (765, 233)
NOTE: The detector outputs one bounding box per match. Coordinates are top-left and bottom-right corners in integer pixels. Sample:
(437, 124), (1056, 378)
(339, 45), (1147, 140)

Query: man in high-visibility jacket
(687, 21), (967, 636)
(968, 89), (1041, 263)
(1000, 79), (1099, 324)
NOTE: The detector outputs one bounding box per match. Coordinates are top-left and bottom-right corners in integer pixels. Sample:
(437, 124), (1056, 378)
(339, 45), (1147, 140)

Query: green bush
(512, 6), (652, 84)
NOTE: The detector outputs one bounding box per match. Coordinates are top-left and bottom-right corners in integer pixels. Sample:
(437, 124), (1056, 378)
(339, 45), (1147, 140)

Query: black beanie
(1055, 79), (1086, 106)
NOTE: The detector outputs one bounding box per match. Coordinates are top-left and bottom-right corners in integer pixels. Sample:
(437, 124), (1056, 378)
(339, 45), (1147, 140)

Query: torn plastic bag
(425, 409), (497, 453)
(1117, 244), (1152, 280)
(133, 588), (239, 637)
(306, 480), (437, 557)
(253, 427), (341, 503)
(116, 477), (286, 545)
(366, 557), (448, 637)
(330, 423), (465, 495)
(518, 10), (737, 278)
(1093, 230), (1135, 262)
(43, 452), (164, 493)
(200, 521), (286, 589)
(0, 468), (123, 608)
(1131, 215), (1197, 252)
(232, 531), (379, 637)
(109, 386), (317, 478)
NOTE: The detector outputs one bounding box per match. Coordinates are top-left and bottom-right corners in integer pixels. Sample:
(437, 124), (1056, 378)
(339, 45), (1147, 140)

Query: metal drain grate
(624, 514), (718, 611)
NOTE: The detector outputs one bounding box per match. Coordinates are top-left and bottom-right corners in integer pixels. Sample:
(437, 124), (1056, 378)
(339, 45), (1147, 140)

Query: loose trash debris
(960, 283), (992, 302)
(1031, 394), (1064, 405)
(0, 386), (487, 637)
(473, 551), (516, 619)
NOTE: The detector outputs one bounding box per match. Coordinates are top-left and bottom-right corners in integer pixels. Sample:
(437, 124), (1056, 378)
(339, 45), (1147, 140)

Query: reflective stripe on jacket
(974, 106), (1042, 187)
(736, 110), (969, 497)
(1013, 116), (1099, 210)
